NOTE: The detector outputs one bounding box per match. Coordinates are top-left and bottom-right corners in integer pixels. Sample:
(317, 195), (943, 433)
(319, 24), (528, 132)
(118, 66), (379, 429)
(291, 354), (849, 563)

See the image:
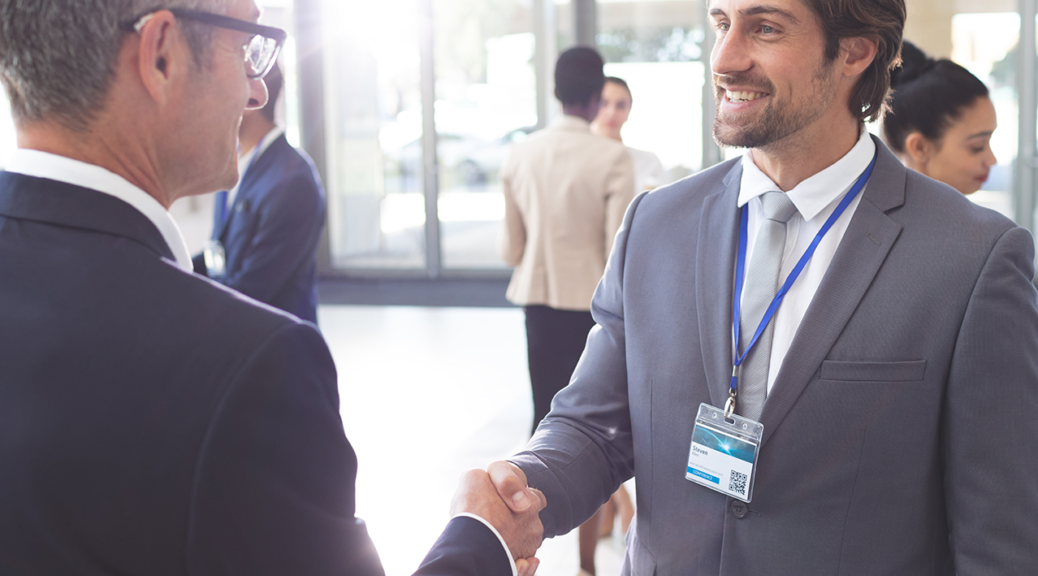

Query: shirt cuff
(452, 512), (518, 576)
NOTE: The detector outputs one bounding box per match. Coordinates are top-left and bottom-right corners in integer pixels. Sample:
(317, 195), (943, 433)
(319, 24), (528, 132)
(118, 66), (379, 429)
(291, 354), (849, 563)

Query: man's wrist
(452, 512), (518, 576)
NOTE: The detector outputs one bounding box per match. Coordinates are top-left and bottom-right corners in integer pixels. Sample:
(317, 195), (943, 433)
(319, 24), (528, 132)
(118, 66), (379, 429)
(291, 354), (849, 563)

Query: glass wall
(322, 0), (427, 271)
(433, 0), (537, 270)
(598, 0), (707, 183)
(950, 11), (1019, 220)
(314, 0), (714, 276)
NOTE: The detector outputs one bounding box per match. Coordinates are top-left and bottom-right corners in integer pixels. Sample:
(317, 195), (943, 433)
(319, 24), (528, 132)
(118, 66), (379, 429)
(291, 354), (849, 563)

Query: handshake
(451, 461), (547, 576)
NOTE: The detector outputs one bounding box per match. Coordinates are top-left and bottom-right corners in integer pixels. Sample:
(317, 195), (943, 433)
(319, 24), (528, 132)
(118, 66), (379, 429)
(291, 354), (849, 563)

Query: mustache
(713, 73), (774, 94)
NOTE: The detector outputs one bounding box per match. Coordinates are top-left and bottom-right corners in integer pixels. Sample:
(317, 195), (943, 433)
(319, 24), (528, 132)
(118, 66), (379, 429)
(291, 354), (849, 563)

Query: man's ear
(135, 10), (186, 105)
(839, 36), (879, 79)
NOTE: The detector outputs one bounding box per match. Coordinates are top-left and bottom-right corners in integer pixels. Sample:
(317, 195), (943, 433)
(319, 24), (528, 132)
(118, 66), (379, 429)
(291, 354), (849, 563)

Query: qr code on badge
(729, 471), (748, 495)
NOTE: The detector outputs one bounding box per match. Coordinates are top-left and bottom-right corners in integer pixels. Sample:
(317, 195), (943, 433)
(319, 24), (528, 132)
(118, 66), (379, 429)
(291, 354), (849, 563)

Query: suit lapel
(696, 161), (743, 409)
(758, 140), (907, 444)
(0, 172), (174, 261)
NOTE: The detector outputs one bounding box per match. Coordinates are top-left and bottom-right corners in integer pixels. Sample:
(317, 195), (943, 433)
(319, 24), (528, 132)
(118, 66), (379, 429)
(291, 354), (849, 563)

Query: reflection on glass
(434, 0), (537, 269)
(951, 12), (1019, 219)
(323, 0), (426, 270)
(597, 1), (706, 177)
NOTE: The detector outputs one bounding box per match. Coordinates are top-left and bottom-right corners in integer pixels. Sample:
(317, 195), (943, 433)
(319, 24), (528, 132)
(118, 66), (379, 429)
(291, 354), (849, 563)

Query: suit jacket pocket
(820, 359), (926, 382)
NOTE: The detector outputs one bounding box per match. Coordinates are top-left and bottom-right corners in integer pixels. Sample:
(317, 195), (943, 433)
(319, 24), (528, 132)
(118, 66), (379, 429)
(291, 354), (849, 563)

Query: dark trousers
(524, 305), (596, 435)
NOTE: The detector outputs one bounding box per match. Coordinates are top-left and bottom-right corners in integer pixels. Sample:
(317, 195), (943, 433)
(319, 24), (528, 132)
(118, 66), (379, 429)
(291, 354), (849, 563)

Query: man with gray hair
(0, 1), (544, 574)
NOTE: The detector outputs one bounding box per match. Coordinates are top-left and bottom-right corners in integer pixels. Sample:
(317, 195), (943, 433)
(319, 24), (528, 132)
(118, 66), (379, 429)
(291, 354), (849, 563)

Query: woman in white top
(592, 76), (669, 193)
(576, 76), (668, 576)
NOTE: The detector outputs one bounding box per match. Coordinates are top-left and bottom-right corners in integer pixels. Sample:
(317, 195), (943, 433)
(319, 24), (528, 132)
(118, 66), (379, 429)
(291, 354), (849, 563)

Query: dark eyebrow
(967, 130), (995, 139)
(743, 5), (800, 23)
(710, 5), (801, 24)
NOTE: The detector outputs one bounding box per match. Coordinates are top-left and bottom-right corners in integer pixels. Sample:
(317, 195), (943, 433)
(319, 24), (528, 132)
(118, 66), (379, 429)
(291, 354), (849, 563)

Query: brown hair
(803, 0), (906, 123)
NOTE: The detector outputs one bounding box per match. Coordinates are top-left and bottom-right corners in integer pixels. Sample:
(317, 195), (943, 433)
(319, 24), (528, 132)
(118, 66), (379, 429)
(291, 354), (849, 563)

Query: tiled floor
(318, 305), (626, 576)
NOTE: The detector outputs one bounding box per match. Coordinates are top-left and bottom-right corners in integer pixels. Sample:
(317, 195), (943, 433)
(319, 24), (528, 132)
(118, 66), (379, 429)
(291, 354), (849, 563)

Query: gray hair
(0, 0), (235, 131)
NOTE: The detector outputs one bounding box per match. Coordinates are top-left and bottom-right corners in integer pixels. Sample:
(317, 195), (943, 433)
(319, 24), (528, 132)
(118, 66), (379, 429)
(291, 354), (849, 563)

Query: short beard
(712, 58), (838, 150)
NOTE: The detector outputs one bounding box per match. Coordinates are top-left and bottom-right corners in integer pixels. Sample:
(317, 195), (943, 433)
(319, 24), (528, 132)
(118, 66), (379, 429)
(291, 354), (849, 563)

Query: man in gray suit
(481, 0), (1038, 573)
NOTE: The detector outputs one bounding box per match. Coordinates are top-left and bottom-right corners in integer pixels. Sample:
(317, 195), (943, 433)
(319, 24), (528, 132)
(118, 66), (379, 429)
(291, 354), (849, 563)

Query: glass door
(322, 0), (427, 271)
(433, 0), (538, 270)
(597, 0), (709, 179)
(950, 10), (1020, 220)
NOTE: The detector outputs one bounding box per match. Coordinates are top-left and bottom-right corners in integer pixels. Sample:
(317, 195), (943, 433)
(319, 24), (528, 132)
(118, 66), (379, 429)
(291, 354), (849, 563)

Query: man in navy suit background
(193, 61), (324, 324)
(0, 0), (544, 574)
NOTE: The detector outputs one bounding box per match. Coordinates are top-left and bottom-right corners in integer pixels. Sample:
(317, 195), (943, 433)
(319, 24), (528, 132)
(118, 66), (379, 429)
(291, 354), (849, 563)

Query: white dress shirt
(737, 128), (876, 394)
(627, 146), (668, 193)
(4, 149), (193, 271)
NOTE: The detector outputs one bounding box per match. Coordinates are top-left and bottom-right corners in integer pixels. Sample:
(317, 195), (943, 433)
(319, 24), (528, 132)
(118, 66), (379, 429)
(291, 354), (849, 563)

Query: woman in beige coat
(501, 48), (635, 440)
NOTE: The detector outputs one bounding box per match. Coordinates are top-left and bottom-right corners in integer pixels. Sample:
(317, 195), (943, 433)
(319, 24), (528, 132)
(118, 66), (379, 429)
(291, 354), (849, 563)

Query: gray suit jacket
(511, 138), (1038, 575)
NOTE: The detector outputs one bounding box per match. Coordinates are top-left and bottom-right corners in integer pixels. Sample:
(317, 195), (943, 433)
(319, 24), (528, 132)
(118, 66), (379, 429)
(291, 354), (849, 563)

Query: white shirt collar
(737, 127), (876, 221)
(4, 149), (193, 271)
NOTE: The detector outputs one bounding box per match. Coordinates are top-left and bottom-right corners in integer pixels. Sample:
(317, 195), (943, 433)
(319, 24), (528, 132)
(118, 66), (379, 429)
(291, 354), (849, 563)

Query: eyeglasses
(119, 8), (287, 79)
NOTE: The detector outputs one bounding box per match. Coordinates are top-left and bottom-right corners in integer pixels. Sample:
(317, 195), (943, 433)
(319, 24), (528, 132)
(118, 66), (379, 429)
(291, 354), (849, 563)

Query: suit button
(730, 501), (748, 519)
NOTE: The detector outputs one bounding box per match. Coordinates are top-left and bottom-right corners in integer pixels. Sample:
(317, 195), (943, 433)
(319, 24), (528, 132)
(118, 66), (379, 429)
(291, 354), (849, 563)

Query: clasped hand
(450, 461), (546, 576)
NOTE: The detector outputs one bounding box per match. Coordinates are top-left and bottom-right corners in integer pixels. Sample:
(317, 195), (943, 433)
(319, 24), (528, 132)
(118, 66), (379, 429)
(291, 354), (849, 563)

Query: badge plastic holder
(685, 403), (763, 502)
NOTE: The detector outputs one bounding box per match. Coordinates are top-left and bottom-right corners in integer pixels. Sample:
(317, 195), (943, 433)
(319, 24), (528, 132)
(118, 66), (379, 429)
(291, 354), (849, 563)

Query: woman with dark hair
(883, 41), (998, 195)
(592, 76), (669, 193)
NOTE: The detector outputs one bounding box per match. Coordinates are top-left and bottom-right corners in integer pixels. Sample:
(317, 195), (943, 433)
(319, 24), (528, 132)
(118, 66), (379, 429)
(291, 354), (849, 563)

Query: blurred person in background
(592, 76), (670, 193)
(501, 46), (635, 440)
(883, 40), (997, 195)
(193, 61), (325, 324)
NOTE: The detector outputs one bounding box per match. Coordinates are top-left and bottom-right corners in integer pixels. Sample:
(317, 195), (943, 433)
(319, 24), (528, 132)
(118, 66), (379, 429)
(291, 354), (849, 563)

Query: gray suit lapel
(696, 162), (743, 409)
(759, 140), (906, 444)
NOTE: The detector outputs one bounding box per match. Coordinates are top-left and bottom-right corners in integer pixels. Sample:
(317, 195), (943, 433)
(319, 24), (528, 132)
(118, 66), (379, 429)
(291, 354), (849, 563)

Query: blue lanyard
(729, 149), (878, 398)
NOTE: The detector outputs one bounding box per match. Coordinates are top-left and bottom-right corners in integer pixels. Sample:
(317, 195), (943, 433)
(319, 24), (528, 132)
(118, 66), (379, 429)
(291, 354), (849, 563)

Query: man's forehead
(708, 0), (809, 21)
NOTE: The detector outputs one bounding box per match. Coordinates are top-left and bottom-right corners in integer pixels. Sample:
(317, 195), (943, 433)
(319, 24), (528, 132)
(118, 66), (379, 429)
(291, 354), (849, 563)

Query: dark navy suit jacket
(194, 134), (324, 324)
(0, 172), (511, 575)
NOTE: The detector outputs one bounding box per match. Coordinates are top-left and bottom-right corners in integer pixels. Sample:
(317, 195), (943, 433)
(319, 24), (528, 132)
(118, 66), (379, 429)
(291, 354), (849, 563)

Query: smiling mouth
(726, 90), (767, 102)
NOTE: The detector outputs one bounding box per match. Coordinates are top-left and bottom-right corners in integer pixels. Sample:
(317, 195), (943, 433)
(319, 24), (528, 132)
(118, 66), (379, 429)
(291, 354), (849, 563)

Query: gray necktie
(738, 191), (798, 421)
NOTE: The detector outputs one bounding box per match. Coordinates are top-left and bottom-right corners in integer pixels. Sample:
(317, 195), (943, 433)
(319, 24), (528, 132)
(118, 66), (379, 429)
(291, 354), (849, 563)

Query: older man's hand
(450, 467), (546, 562)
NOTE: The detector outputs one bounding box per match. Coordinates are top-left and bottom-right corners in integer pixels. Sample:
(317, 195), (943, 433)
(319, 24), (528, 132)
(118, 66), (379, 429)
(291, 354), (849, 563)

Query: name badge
(686, 403), (763, 502)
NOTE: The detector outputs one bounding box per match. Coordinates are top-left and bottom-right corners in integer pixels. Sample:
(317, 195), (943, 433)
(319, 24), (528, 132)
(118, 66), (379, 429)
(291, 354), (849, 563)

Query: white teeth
(727, 90), (764, 102)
